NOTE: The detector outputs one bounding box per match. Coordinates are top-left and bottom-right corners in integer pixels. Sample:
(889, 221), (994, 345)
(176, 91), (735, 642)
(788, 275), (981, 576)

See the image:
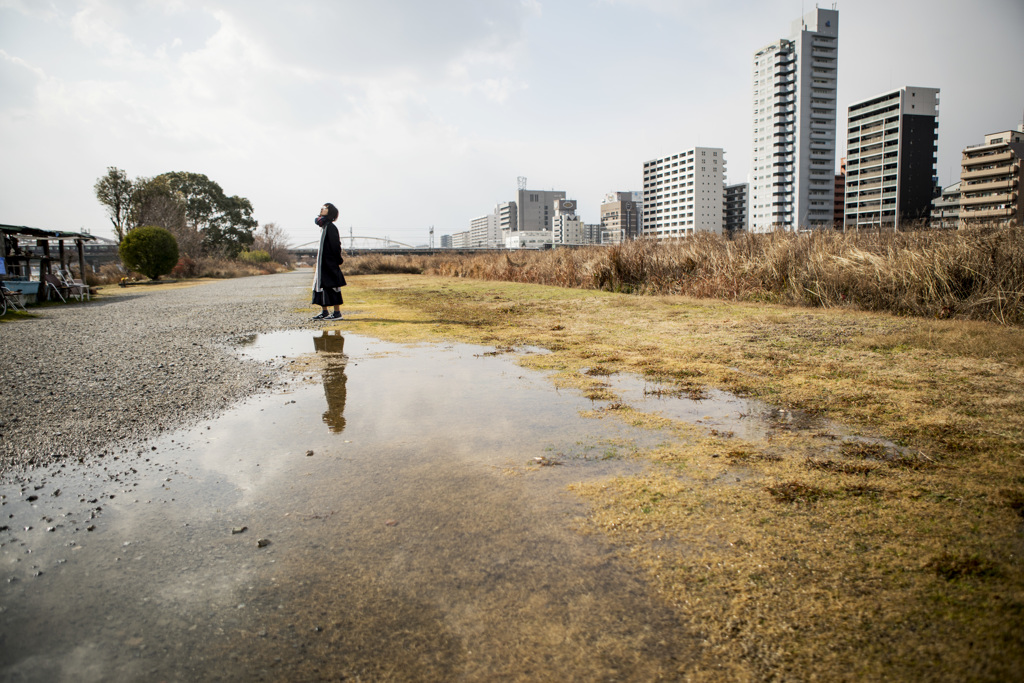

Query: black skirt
(312, 288), (344, 307)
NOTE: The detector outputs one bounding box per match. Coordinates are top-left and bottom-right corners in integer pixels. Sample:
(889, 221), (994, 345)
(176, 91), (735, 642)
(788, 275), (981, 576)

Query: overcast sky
(2, 0), (1022, 247)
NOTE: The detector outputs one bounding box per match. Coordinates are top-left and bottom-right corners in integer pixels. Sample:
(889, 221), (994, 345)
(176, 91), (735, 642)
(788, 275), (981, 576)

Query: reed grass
(347, 225), (1024, 325)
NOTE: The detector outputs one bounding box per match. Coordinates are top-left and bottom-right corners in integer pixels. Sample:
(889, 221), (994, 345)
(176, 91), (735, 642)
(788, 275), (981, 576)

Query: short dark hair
(323, 202), (339, 222)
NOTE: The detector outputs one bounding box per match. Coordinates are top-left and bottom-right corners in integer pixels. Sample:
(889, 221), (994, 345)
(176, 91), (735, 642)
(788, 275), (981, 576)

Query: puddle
(0, 329), (909, 680)
(588, 370), (896, 448)
(600, 373), (772, 440)
(0, 332), (695, 681)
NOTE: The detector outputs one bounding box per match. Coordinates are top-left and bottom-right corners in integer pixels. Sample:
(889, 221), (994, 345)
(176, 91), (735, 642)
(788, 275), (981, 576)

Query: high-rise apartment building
(642, 147), (726, 239)
(724, 183), (748, 236)
(844, 86), (939, 229)
(599, 192), (641, 244)
(750, 8), (838, 232)
(959, 126), (1024, 226)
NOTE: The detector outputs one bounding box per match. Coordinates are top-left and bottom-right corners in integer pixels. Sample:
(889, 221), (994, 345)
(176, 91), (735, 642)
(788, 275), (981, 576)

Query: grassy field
(331, 272), (1024, 681)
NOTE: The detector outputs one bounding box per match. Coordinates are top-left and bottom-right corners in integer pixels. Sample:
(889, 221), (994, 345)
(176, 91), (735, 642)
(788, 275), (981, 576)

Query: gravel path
(0, 270), (324, 480)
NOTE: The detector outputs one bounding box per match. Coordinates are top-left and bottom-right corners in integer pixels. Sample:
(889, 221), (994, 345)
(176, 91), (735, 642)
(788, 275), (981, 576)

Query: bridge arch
(294, 236), (415, 250)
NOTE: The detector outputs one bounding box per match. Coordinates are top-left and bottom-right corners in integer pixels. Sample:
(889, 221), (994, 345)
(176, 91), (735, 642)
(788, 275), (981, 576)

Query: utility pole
(429, 225), (434, 249)
(350, 226), (353, 250)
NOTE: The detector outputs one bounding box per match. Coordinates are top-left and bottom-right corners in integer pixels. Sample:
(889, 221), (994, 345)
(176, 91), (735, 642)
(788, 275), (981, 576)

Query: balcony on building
(961, 164), (1016, 181)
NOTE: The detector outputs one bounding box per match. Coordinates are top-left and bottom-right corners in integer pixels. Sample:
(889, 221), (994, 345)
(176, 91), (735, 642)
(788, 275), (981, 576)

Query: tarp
(0, 224), (97, 241)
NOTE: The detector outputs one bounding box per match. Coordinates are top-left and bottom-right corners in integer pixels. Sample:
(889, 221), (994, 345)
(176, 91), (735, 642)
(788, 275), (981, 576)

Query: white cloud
(0, 49), (47, 111)
(1, 0), (1022, 245)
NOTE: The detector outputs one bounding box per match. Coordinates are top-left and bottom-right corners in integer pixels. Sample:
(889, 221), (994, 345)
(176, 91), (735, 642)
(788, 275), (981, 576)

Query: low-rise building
(930, 182), (961, 229)
(583, 223), (603, 245)
(959, 126), (1024, 226)
(505, 231), (553, 249)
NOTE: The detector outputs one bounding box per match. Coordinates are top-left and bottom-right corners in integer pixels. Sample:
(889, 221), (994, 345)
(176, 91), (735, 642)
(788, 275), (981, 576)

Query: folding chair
(43, 274), (68, 303)
(58, 268), (89, 301)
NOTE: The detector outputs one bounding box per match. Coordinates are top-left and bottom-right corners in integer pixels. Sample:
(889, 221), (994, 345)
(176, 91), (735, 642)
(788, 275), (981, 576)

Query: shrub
(119, 225), (179, 280)
(88, 263), (127, 286)
(172, 256), (199, 278)
(238, 249), (272, 264)
(170, 255), (288, 279)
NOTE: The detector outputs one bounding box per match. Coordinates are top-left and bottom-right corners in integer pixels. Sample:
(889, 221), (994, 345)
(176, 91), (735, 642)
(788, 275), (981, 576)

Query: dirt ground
(329, 273), (1024, 682)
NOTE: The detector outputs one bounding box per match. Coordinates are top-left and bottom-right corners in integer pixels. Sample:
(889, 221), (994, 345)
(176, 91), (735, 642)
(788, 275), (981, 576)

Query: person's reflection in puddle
(313, 330), (348, 432)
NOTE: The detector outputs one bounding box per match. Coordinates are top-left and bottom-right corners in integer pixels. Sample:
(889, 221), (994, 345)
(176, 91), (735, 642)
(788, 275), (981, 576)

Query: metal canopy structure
(1, 224), (97, 303)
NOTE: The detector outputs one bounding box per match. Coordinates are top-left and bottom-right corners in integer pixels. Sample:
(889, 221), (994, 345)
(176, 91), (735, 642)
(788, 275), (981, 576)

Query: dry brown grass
(345, 224), (1024, 325)
(170, 255), (289, 279)
(335, 273), (1024, 681)
(344, 253), (426, 276)
(86, 256), (290, 286)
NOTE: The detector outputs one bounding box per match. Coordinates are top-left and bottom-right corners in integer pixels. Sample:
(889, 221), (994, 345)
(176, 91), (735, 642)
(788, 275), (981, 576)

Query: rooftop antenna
(517, 176), (528, 191)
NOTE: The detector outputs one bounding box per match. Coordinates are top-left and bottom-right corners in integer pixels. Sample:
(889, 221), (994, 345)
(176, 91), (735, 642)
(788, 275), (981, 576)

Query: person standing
(312, 202), (346, 320)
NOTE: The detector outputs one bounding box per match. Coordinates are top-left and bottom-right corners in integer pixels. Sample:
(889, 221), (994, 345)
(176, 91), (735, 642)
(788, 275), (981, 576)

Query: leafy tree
(119, 225), (179, 280)
(154, 172), (257, 257)
(94, 167), (135, 242)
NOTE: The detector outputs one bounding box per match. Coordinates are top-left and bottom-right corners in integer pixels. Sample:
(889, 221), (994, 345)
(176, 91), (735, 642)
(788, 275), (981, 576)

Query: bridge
(291, 235), (417, 258)
(289, 235), (511, 258)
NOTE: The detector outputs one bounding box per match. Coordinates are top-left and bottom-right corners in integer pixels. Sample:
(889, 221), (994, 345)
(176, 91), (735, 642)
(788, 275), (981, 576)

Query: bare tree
(130, 176), (202, 257)
(253, 222), (293, 264)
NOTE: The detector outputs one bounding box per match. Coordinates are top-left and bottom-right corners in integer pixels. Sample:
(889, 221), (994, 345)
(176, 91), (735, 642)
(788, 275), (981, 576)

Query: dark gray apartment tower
(845, 87), (939, 229)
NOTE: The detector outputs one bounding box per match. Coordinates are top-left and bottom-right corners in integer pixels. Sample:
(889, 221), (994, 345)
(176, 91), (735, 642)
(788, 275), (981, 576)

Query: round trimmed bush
(119, 225), (180, 280)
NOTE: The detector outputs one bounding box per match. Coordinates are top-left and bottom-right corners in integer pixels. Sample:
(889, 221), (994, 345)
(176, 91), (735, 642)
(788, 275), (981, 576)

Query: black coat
(313, 220), (346, 292)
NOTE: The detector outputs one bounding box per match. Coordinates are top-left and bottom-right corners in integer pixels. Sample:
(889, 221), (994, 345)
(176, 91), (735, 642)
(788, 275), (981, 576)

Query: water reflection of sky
(0, 332), (687, 681)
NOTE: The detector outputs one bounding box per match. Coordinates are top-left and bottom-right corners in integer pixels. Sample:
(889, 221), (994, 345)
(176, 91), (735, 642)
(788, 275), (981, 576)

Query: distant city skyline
(1, 0), (1021, 246)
